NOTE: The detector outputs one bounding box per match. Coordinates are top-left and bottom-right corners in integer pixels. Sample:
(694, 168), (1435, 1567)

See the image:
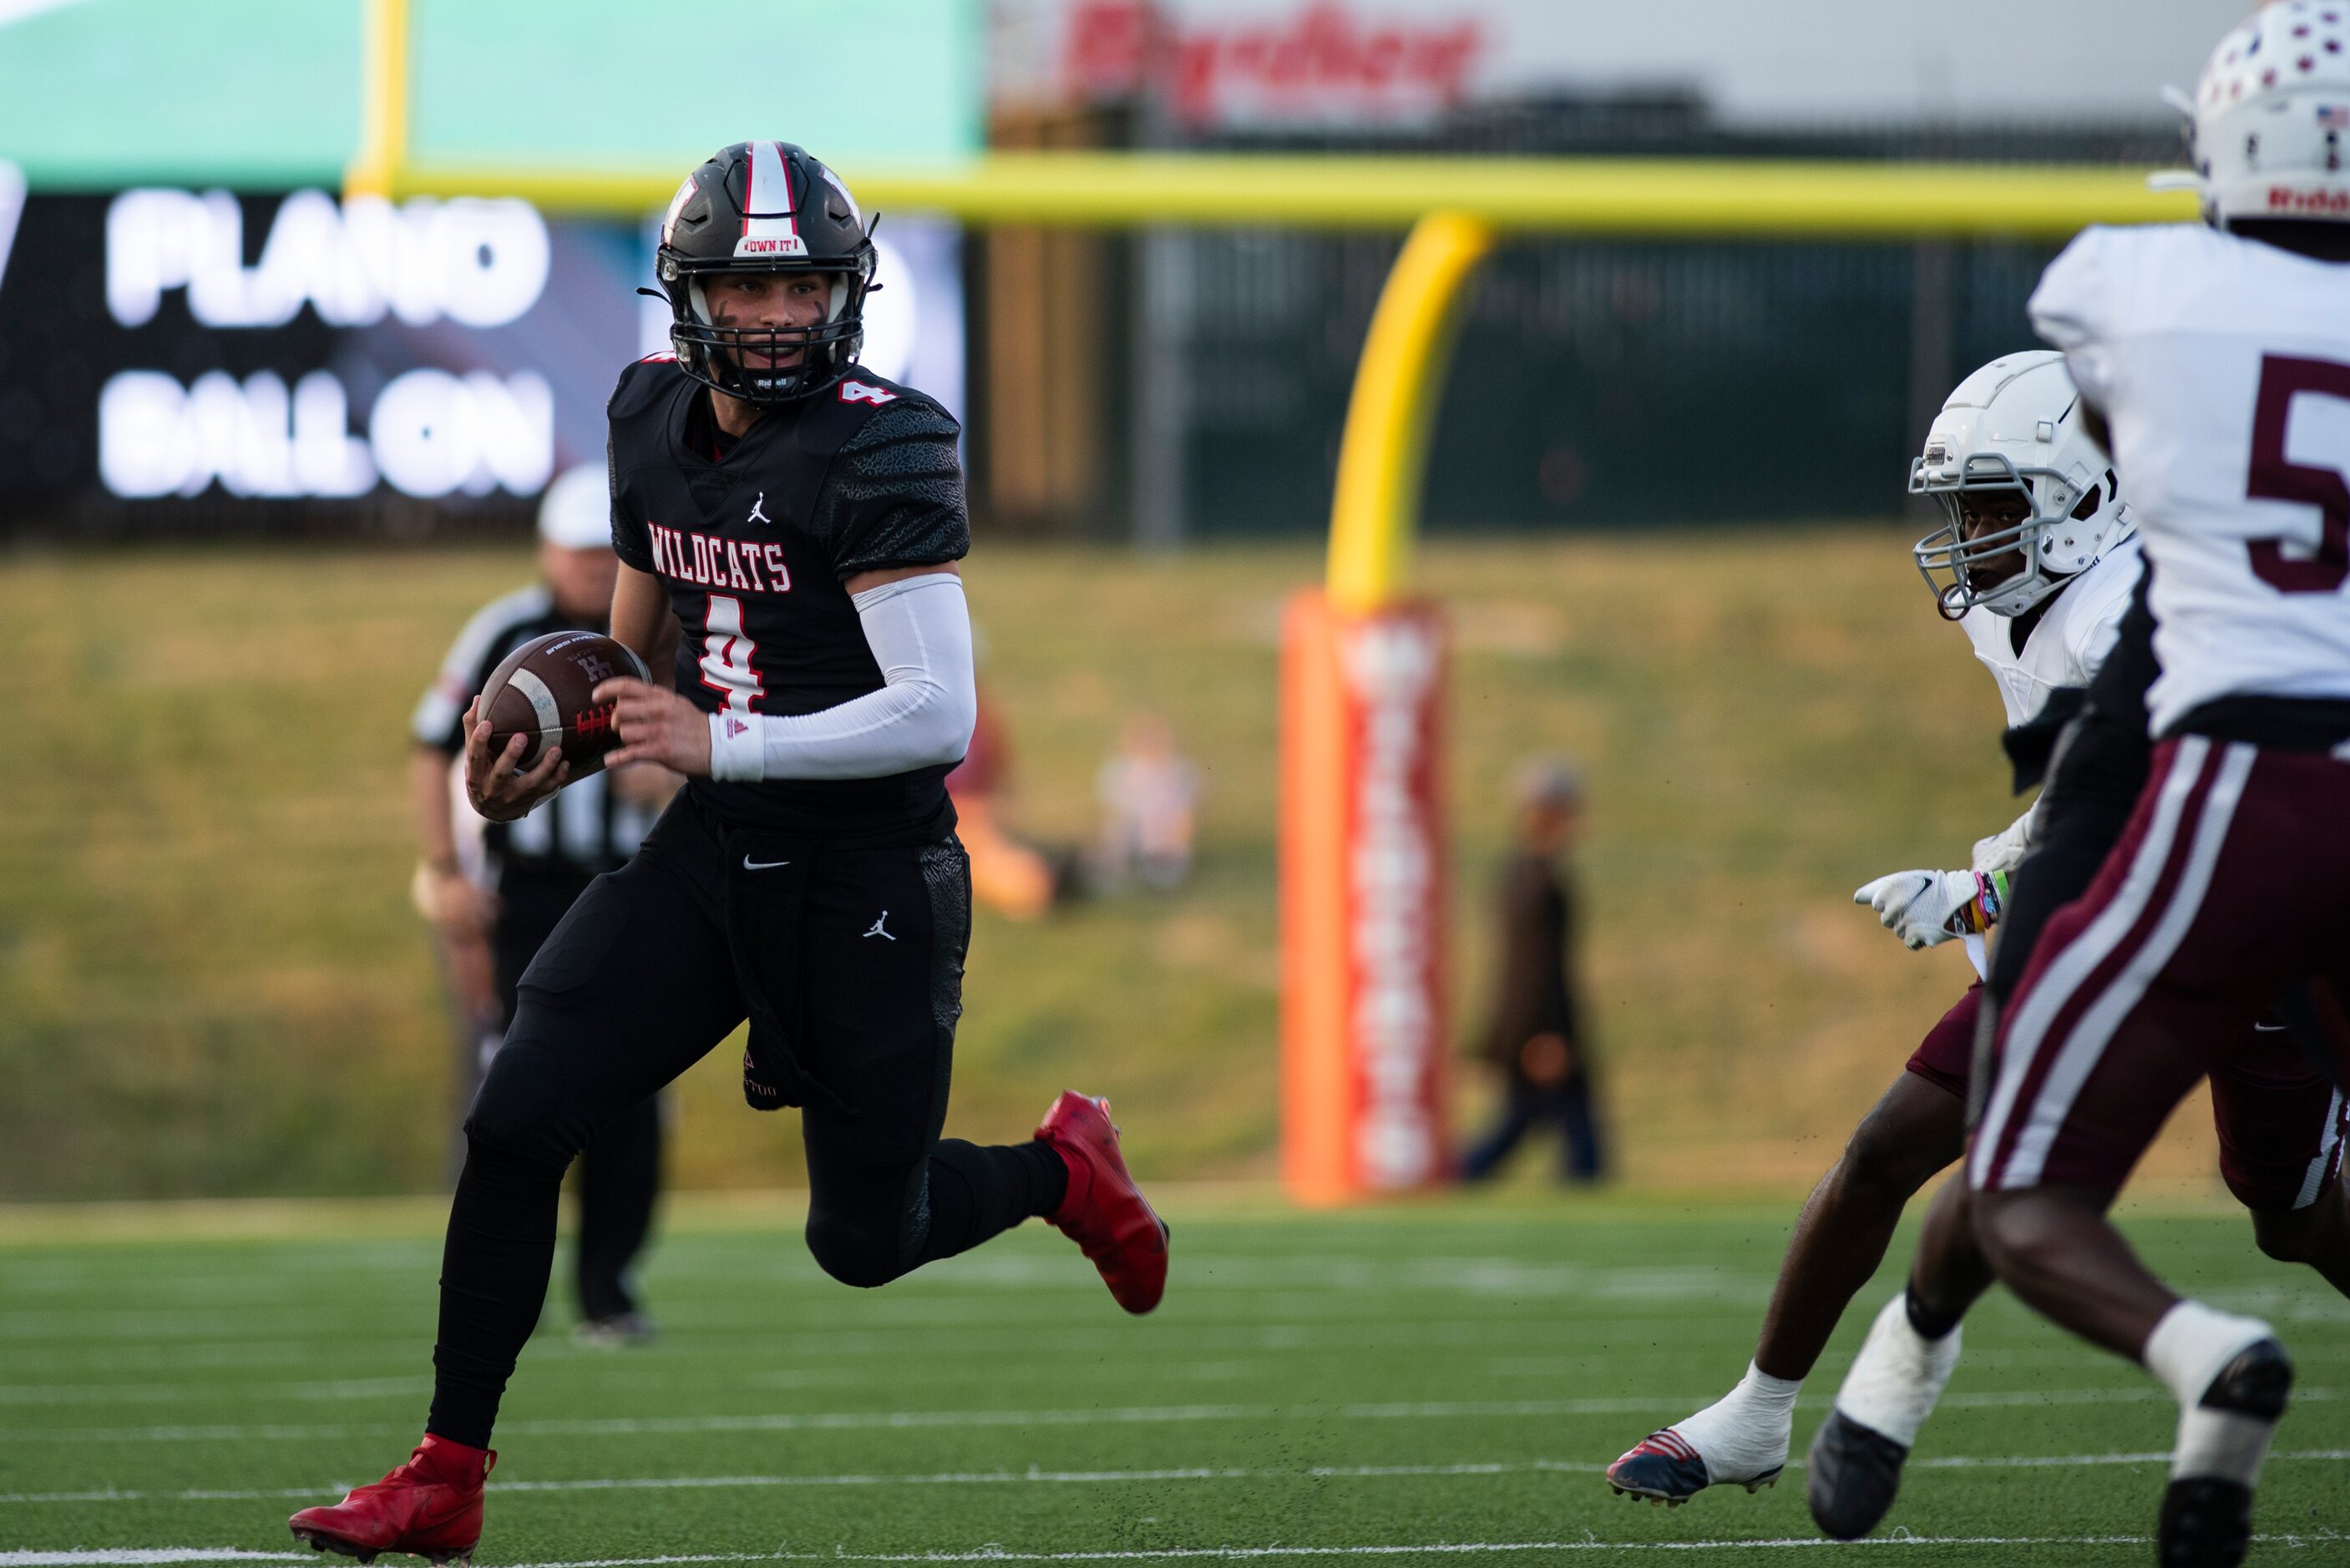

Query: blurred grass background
(0, 529), (2224, 1201)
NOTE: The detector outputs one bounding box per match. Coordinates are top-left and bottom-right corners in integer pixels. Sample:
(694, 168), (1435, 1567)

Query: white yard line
(8, 1450), (2346, 1506)
(481, 1537), (2350, 1564)
(14, 1538), (2350, 1568)
(15, 1385), (2339, 1445)
(0, 1554), (308, 1566)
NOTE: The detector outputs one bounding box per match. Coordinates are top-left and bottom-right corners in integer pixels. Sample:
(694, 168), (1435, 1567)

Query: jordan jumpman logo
(747, 491), (772, 526)
(863, 911), (895, 941)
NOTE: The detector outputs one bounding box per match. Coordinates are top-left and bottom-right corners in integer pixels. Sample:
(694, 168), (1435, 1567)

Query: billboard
(0, 177), (964, 537)
(995, 0), (2239, 132)
(0, 0), (981, 190)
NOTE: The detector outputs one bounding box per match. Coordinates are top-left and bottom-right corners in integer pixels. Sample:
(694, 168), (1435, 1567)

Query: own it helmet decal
(735, 140), (807, 260)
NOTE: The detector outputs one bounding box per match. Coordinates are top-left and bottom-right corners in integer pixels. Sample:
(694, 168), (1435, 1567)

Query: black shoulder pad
(788, 369), (957, 459)
(609, 355), (688, 420)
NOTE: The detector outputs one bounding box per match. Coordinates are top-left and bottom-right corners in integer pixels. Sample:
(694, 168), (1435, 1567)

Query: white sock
(2143, 1300), (2280, 1484)
(1671, 1361), (1801, 1482)
(2143, 1300), (2274, 1408)
(1832, 1292), (1962, 1449)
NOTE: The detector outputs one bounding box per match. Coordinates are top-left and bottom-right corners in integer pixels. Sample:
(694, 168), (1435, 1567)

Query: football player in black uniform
(291, 141), (1170, 1566)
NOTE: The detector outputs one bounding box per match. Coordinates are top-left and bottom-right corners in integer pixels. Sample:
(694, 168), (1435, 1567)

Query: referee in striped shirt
(408, 467), (677, 1346)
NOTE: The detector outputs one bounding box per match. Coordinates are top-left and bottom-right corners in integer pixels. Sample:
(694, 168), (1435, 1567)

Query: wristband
(707, 710), (766, 783)
(1952, 870), (2009, 935)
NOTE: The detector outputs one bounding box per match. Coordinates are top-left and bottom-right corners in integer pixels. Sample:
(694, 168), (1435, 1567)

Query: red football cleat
(1036, 1090), (1170, 1315)
(288, 1434), (494, 1565)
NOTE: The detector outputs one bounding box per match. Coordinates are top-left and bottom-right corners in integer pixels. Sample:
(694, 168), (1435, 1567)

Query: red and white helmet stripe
(735, 140), (808, 260)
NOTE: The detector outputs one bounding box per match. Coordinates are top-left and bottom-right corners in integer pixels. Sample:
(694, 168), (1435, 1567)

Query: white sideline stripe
(10, 1449), (2347, 1505)
(12, 1540), (2348, 1566)
(0, 1555), (307, 1565)
(17, 1384), (2341, 1444)
(468, 1538), (2350, 1564)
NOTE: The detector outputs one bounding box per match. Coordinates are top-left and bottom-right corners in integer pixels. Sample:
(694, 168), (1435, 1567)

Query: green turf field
(0, 533), (2243, 1203)
(3, 1201), (2346, 1565)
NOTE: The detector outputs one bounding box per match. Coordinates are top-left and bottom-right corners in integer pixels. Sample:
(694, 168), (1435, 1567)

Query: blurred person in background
(408, 463), (677, 1348)
(1094, 713), (1198, 890)
(1459, 757), (1604, 1185)
(949, 679), (1075, 918)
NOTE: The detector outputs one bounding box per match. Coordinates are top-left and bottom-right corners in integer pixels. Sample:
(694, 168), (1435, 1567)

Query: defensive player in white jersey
(1814, 8), (2350, 1563)
(1607, 354), (2143, 1503)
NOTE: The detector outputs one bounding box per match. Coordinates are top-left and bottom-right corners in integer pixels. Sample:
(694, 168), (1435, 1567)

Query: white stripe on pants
(1973, 737), (2256, 1191)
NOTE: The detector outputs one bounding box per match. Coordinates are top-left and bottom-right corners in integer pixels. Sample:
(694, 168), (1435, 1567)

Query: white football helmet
(2159, 2), (2350, 225)
(1909, 352), (2135, 620)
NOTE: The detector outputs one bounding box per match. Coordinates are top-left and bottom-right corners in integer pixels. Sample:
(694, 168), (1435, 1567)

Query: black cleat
(2158, 1338), (2292, 1568)
(2160, 1478), (2253, 1568)
(1806, 1408), (1910, 1540)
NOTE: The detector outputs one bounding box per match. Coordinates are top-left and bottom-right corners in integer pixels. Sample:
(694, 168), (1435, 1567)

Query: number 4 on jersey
(698, 594), (766, 711)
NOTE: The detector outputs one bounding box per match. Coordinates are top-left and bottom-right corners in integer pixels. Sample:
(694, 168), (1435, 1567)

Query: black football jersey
(607, 357), (968, 839)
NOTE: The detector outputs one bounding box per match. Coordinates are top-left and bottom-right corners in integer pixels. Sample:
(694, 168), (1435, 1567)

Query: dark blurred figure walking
(1461, 759), (1606, 1185)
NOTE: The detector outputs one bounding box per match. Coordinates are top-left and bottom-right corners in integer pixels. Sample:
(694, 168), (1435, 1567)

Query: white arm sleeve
(706, 574), (977, 782)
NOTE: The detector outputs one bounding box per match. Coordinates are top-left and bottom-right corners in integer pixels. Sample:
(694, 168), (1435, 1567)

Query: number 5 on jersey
(698, 594), (766, 711)
(2246, 353), (2350, 595)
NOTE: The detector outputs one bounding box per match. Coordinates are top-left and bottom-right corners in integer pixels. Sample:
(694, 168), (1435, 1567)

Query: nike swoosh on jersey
(742, 857), (792, 871)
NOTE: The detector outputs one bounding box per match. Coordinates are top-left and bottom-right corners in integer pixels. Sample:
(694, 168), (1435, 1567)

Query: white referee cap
(1514, 756), (1584, 808)
(538, 464), (612, 550)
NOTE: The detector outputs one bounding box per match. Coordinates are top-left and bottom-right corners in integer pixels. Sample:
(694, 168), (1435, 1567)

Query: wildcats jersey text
(2030, 225), (2350, 736)
(645, 524), (795, 595)
(607, 357), (970, 838)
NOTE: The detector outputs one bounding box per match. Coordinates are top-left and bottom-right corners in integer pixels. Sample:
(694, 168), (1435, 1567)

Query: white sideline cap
(538, 464), (612, 551)
(1514, 756), (1584, 808)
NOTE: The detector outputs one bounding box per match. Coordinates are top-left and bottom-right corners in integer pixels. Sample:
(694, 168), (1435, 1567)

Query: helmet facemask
(661, 250), (875, 404)
(1911, 451), (2100, 620)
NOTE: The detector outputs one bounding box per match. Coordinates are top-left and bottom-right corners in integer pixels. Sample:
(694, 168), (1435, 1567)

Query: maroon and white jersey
(2029, 225), (2350, 735)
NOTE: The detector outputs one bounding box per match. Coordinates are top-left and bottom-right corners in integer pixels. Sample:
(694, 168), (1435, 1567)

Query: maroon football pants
(1970, 735), (2350, 1203)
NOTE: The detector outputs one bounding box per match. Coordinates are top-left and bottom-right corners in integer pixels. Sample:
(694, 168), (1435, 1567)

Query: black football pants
(428, 792), (1064, 1450)
(489, 871), (663, 1326)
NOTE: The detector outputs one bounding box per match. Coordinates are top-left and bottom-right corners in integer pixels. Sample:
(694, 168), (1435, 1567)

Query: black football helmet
(653, 140), (877, 403)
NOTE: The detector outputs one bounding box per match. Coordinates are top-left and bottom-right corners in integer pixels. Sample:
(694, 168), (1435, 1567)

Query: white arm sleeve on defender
(706, 574), (977, 783)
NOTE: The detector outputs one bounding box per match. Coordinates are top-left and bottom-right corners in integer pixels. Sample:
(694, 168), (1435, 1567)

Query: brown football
(477, 630), (651, 778)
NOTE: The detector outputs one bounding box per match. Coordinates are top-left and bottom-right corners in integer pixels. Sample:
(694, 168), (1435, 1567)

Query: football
(476, 630), (650, 777)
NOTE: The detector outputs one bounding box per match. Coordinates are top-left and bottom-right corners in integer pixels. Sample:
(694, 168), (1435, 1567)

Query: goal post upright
(345, 0), (410, 202)
(1280, 212), (1492, 1205)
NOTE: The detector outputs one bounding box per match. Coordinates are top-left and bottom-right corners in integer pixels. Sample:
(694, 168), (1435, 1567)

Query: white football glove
(1971, 806), (2036, 876)
(1853, 868), (1977, 950)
